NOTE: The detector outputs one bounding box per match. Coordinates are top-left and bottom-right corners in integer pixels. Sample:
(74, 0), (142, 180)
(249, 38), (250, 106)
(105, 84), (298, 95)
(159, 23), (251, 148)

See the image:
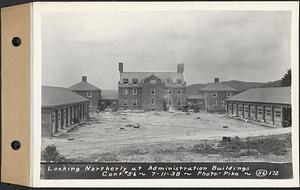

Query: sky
(41, 10), (291, 90)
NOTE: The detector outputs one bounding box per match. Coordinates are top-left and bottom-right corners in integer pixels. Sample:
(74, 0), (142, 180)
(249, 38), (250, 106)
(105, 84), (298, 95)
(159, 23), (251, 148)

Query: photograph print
(39, 3), (295, 181)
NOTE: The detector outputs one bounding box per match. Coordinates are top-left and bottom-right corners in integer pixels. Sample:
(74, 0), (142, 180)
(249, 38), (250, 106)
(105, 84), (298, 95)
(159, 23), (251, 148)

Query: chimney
(119, 62), (123, 73)
(177, 63), (184, 73)
(82, 76), (87, 82)
(214, 78), (219, 83)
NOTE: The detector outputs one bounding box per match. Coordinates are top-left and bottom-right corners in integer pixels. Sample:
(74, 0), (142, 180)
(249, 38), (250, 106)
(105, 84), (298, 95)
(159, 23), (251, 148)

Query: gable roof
(101, 90), (118, 100)
(199, 82), (237, 92)
(120, 72), (184, 84)
(42, 86), (89, 108)
(227, 87), (291, 105)
(69, 81), (100, 91)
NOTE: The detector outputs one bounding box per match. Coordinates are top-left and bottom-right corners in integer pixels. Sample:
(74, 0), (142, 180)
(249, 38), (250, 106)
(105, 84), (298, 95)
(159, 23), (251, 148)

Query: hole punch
(11, 37), (21, 47)
(11, 140), (21, 150)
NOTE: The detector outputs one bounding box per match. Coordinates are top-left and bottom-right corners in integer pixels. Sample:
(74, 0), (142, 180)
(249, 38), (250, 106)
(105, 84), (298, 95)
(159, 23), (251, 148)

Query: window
(133, 88), (137, 95)
(150, 79), (156, 84)
(90, 100), (93, 107)
(168, 89), (172, 94)
(132, 99), (137, 106)
(258, 108), (263, 114)
(132, 78), (138, 84)
(123, 89), (128, 95)
(227, 92), (231, 98)
(245, 107), (249, 112)
(212, 92), (217, 98)
(176, 79), (182, 84)
(177, 88), (181, 95)
(238, 106), (243, 111)
(194, 100), (198, 104)
(275, 111), (281, 117)
(123, 79), (129, 84)
(151, 88), (155, 95)
(266, 109), (272, 116)
(87, 91), (92, 97)
(123, 99), (128, 106)
(151, 98), (155, 105)
(168, 98), (172, 105)
(177, 98), (182, 106)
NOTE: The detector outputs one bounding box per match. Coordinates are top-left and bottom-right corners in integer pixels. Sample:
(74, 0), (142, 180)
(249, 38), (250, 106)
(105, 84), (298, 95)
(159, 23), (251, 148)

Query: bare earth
(42, 112), (292, 162)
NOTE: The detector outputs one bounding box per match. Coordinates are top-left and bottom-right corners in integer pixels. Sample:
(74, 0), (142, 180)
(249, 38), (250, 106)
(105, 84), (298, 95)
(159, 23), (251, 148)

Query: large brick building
(118, 62), (186, 111)
(69, 76), (101, 111)
(42, 86), (90, 137)
(226, 87), (291, 127)
(199, 78), (238, 112)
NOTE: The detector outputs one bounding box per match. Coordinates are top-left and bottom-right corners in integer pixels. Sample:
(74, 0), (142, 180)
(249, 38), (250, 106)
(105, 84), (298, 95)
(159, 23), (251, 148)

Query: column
(255, 104), (258, 120)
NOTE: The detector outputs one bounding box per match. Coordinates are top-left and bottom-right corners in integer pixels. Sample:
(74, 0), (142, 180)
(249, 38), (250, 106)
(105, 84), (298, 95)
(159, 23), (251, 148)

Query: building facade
(42, 86), (90, 137)
(118, 62), (186, 111)
(99, 90), (118, 111)
(69, 76), (101, 111)
(226, 87), (291, 127)
(186, 95), (206, 112)
(199, 78), (238, 112)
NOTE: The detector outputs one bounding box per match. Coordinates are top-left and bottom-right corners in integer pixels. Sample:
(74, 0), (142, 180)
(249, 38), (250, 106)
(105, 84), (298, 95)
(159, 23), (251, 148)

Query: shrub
(41, 145), (71, 162)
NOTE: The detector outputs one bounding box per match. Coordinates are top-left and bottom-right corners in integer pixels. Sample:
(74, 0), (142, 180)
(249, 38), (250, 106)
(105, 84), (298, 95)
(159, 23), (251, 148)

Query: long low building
(42, 86), (90, 137)
(226, 87), (291, 127)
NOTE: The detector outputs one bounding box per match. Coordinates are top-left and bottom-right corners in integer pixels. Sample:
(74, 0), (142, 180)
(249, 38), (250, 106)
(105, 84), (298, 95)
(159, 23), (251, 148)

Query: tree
(281, 69), (291, 86)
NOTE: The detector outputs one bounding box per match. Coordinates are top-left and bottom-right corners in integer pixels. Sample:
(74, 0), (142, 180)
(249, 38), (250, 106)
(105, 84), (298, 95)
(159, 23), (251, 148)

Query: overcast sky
(42, 10), (291, 90)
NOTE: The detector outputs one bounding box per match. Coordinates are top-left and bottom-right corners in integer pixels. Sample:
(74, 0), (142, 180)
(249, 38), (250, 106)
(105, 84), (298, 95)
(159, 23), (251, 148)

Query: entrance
(282, 107), (291, 127)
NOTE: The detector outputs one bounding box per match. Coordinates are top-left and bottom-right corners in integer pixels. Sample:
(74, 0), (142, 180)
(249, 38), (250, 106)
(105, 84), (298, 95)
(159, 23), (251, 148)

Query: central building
(118, 62), (186, 111)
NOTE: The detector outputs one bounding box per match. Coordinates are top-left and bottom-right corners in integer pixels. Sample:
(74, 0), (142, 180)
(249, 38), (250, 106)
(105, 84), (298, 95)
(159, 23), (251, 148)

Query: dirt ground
(42, 111), (292, 162)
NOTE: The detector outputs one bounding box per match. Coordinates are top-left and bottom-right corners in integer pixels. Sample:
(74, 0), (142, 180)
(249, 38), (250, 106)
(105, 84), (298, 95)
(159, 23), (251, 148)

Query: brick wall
(142, 76), (164, 111)
(42, 108), (52, 137)
(163, 87), (186, 110)
(118, 87), (143, 110)
(72, 90), (101, 108)
(203, 91), (237, 111)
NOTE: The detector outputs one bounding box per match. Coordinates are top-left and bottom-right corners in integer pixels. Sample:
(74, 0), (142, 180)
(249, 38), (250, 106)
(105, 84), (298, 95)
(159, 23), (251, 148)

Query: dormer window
(123, 79), (129, 84)
(132, 78), (138, 84)
(176, 79), (182, 84)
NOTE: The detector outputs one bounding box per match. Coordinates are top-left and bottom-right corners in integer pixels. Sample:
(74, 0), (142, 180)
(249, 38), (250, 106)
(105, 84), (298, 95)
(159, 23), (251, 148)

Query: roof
(120, 72), (184, 84)
(42, 86), (89, 108)
(69, 81), (100, 91)
(227, 87), (291, 105)
(187, 95), (205, 99)
(101, 90), (118, 100)
(199, 82), (237, 92)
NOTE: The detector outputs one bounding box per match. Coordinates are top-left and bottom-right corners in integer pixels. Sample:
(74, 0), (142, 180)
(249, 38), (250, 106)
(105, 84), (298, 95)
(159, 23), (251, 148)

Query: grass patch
(192, 134), (291, 158)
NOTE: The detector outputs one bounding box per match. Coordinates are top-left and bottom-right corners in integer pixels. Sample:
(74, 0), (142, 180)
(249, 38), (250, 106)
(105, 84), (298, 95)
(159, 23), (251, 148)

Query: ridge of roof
(69, 81), (101, 91)
(200, 82), (238, 91)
